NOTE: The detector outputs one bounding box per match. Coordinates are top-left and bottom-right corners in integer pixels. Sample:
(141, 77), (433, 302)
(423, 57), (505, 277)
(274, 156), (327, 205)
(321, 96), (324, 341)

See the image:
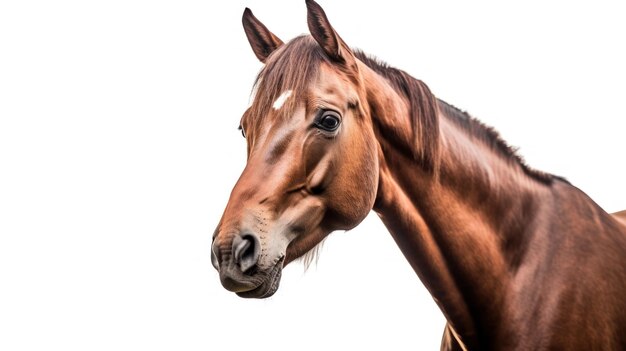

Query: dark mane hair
(354, 51), (560, 184)
(354, 51), (440, 172)
(250, 35), (560, 184)
(436, 101), (560, 184)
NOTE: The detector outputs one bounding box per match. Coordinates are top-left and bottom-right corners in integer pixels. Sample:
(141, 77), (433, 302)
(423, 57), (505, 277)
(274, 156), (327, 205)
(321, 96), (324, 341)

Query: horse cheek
(328, 138), (379, 230)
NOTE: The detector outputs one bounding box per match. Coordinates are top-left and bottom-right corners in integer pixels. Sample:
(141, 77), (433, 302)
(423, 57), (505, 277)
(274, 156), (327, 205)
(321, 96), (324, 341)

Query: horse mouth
(236, 257), (284, 299)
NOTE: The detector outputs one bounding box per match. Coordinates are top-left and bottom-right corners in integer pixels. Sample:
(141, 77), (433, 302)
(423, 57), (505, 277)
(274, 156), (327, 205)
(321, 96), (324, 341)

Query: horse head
(211, 0), (379, 298)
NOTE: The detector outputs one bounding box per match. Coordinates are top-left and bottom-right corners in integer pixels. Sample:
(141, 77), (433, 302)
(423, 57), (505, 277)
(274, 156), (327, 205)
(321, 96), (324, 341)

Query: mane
(354, 51), (440, 172)
(437, 101), (562, 184)
(354, 51), (562, 184)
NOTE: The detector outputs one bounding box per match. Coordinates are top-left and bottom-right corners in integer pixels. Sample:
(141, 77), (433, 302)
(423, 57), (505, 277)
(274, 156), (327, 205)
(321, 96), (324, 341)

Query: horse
(210, 1), (626, 349)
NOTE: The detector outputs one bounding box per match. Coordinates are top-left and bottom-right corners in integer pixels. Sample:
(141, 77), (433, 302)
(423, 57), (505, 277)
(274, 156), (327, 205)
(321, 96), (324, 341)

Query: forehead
(247, 64), (355, 125)
(309, 63), (358, 111)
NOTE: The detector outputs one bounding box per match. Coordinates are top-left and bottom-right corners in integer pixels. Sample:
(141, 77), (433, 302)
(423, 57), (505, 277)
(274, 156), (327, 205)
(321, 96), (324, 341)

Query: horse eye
(238, 125), (246, 138)
(316, 111), (341, 132)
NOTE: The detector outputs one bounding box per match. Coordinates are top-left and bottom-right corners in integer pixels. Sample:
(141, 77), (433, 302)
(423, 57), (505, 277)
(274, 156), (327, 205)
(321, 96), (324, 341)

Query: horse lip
(219, 273), (258, 293)
(236, 257), (284, 299)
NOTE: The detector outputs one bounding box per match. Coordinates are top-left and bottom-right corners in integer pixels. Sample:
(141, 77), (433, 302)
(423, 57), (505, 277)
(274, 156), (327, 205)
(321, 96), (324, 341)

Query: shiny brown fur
(211, 1), (626, 349)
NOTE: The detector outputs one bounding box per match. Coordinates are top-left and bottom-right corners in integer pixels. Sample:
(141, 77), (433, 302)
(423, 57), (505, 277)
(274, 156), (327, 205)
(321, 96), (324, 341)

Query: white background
(1, 1), (625, 350)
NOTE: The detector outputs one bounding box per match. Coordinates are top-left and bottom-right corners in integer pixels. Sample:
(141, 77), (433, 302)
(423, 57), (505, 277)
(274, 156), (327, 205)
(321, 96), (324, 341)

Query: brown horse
(211, 1), (626, 349)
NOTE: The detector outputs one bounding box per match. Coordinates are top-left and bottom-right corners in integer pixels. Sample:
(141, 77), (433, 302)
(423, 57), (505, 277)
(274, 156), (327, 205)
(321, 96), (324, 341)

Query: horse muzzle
(211, 231), (285, 298)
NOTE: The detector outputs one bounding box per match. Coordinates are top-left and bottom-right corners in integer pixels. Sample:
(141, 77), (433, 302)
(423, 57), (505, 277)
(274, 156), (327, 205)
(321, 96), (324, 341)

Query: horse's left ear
(242, 8), (284, 63)
(305, 0), (356, 69)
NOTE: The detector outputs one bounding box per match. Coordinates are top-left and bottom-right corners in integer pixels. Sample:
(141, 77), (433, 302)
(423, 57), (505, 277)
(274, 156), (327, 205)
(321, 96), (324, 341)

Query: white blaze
(272, 90), (293, 110)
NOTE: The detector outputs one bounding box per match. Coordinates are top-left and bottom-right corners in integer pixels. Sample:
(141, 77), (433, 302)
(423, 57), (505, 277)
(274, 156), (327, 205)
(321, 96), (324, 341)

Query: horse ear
(242, 8), (284, 63)
(305, 0), (356, 67)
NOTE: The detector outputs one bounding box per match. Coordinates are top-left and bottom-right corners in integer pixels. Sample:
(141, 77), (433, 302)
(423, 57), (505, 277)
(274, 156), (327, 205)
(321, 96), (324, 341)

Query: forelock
(248, 36), (329, 127)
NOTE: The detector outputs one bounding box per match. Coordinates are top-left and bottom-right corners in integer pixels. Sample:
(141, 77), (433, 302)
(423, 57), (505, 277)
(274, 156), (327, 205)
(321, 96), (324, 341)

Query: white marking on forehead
(272, 90), (293, 110)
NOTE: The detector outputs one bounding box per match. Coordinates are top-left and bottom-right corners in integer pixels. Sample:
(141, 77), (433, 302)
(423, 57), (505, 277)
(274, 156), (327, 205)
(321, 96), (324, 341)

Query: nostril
(233, 234), (260, 274)
(233, 238), (251, 263)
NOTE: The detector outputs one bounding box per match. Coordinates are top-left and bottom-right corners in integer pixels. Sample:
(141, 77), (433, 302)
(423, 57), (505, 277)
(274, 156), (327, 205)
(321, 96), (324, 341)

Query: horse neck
(361, 64), (552, 348)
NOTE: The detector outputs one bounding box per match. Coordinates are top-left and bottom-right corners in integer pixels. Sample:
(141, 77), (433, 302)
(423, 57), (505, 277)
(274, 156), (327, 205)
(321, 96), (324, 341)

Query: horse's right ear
(242, 8), (283, 63)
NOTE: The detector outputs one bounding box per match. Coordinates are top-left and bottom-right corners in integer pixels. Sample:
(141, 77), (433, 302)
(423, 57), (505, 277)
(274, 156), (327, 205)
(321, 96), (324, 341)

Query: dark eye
(238, 125), (246, 138)
(315, 111), (341, 132)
